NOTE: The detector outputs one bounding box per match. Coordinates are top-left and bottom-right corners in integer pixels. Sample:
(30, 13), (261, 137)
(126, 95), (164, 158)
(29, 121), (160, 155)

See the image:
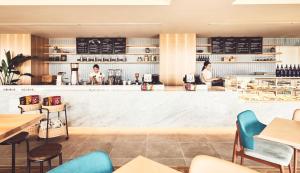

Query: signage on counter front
(211, 37), (262, 54)
(76, 37), (126, 54)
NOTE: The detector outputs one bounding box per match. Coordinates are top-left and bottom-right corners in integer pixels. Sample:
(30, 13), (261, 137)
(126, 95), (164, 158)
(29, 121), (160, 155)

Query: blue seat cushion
(244, 138), (293, 166)
(47, 151), (113, 173)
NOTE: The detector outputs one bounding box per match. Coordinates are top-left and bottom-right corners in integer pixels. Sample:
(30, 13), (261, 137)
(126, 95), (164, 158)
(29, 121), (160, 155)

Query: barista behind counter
(89, 64), (105, 85)
(201, 61), (225, 90)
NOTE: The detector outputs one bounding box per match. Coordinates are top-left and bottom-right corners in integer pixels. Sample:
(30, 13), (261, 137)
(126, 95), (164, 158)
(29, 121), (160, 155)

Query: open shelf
(44, 61), (159, 64)
(44, 53), (160, 56)
(126, 45), (159, 48)
(196, 52), (282, 56)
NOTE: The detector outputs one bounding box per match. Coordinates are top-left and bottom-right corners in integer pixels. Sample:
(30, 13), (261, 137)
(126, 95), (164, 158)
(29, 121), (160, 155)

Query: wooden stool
(41, 103), (69, 141)
(27, 143), (63, 173)
(18, 104), (42, 114)
(0, 132), (29, 173)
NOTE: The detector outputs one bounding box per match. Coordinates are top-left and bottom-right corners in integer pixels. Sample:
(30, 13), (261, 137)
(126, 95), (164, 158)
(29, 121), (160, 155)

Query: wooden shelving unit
(44, 61), (159, 64)
(196, 52), (281, 56)
(44, 53), (159, 56)
(126, 45), (159, 48)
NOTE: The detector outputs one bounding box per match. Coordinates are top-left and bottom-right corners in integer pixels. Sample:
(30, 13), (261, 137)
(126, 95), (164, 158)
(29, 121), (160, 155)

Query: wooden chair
(232, 110), (293, 173)
(292, 109), (300, 173)
(190, 155), (259, 173)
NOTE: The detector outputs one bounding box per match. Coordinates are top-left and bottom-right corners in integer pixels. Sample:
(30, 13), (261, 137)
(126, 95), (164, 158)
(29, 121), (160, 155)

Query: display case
(225, 76), (300, 101)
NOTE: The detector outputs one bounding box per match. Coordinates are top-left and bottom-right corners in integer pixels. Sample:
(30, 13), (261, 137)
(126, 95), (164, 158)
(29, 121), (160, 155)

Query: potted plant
(0, 51), (34, 85)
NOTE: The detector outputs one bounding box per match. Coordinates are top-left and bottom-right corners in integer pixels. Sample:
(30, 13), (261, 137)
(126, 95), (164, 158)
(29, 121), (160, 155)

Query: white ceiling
(0, 0), (300, 38)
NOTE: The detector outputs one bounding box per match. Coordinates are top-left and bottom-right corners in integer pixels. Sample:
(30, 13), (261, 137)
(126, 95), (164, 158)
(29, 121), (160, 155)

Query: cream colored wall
(159, 33), (196, 86)
(276, 46), (300, 65)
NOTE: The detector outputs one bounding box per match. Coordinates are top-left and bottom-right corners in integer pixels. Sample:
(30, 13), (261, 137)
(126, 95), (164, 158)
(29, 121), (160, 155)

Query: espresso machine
(107, 69), (115, 85)
(115, 69), (122, 85)
(56, 72), (66, 85)
(70, 63), (79, 85)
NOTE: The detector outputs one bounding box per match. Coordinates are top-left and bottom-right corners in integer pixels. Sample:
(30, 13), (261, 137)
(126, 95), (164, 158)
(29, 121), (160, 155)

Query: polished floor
(0, 133), (298, 173)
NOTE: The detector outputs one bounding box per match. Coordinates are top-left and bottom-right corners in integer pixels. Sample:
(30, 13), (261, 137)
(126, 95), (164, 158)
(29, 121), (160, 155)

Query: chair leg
(64, 109), (69, 140)
(280, 166), (285, 173)
(294, 149), (298, 173)
(11, 144), (16, 173)
(48, 160), (52, 170)
(27, 160), (31, 173)
(40, 162), (44, 173)
(240, 157), (244, 165)
(289, 164), (292, 173)
(232, 131), (238, 163)
(59, 153), (63, 165)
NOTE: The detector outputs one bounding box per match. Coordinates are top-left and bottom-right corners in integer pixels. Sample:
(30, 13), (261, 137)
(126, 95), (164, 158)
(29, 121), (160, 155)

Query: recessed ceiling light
(233, 0), (300, 4)
(0, 0), (172, 5)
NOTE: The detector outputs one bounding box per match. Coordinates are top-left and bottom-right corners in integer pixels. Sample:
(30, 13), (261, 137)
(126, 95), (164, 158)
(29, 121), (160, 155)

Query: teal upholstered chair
(47, 151), (113, 173)
(232, 110), (293, 173)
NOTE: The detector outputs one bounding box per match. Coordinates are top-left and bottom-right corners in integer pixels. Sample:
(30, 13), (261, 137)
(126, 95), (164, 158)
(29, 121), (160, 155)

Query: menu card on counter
(114, 38), (126, 54)
(211, 37), (262, 54)
(76, 38), (89, 54)
(249, 37), (263, 54)
(236, 38), (250, 54)
(212, 37), (224, 54)
(224, 37), (237, 54)
(76, 37), (127, 54)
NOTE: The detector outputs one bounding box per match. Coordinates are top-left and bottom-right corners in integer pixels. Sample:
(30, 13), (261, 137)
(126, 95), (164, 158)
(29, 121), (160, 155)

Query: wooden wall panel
(159, 33), (196, 86)
(0, 34), (32, 84)
(31, 35), (49, 84)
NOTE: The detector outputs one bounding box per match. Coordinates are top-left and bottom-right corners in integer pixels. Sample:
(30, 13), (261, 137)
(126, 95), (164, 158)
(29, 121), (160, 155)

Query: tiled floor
(0, 133), (297, 173)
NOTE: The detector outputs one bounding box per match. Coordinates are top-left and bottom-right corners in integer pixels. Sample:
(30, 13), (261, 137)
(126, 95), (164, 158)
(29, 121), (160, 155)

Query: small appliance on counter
(70, 63), (79, 85)
(56, 72), (66, 85)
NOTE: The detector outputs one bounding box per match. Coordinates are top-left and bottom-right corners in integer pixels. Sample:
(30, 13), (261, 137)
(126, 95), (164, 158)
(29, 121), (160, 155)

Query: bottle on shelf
(285, 64), (289, 77)
(288, 64), (293, 77)
(276, 65), (280, 77)
(297, 65), (300, 77)
(280, 65), (285, 77)
(293, 64), (297, 77)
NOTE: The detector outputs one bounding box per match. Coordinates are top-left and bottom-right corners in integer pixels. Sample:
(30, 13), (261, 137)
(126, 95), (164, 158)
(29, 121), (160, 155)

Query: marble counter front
(0, 85), (298, 129)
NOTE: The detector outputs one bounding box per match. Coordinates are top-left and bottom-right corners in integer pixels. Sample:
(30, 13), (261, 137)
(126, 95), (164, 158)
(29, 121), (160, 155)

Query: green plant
(0, 51), (34, 85)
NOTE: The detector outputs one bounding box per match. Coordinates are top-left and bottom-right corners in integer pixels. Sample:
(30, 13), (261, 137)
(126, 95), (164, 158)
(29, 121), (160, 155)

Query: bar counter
(0, 85), (298, 129)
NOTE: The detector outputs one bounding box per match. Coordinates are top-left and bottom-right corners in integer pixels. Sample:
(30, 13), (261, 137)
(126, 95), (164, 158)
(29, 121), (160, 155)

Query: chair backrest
(189, 155), (259, 173)
(47, 151), (113, 173)
(237, 110), (266, 150)
(293, 109), (300, 121)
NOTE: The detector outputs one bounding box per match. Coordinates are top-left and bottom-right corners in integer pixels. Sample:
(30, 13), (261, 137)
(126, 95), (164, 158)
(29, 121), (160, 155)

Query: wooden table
(259, 118), (300, 173)
(113, 156), (181, 173)
(0, 114), (42, 143)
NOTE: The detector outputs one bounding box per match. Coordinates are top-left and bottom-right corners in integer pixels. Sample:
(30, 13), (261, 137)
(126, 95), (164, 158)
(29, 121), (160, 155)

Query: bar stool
(0, 132), (29, 173)
(41, 103), (69, 141)
(27, 143), (63, 173)
(18, 103), (42, 114)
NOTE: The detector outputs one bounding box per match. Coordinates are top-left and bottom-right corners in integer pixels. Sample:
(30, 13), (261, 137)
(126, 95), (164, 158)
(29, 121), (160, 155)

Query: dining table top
(0, 114), (43, 143)
(113, 156), (181, 173)
(258, 117), (300, 148)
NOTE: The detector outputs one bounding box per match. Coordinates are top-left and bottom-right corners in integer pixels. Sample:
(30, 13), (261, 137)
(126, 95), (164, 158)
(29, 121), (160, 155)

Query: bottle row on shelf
(276, 64), (300, 77)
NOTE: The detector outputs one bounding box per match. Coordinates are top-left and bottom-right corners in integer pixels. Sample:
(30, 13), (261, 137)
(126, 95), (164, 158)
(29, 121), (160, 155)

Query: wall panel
(160, 33), (196, 86)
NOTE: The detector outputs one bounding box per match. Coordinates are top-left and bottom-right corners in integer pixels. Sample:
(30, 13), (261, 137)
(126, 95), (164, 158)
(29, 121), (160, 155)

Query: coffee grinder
(115, 69), (122, 85)
(70, 63), (79, 85)
(108, 69), (115, 85)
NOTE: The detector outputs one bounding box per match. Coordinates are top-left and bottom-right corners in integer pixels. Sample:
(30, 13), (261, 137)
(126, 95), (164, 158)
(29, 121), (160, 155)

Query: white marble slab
(0, 87), (298, 128)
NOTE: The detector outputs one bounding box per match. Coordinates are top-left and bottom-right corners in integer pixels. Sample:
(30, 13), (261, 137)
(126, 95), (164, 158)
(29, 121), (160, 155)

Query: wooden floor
(0, 133), (298, 173)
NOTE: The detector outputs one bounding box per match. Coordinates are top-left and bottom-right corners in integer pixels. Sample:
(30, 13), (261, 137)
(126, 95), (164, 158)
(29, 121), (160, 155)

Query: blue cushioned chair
(232, 110), (293, 173)
(47, 151), (113, 173)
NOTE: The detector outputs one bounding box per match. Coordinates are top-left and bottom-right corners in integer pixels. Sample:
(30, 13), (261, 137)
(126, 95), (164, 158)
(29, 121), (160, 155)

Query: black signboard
(236, 37), (250, 54)
(100, 38), (114, 54)
(114, 38), (126, 54)
(224, 37), (237, 54)
(88, 38), (101, 54)
(76, 38), (88, 54)
(212, 37), (224, 54)
(249, 37), (263, 54)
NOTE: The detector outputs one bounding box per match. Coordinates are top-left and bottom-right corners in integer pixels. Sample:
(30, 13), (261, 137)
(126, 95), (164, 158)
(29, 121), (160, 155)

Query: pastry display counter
(225, 75), (300, 101)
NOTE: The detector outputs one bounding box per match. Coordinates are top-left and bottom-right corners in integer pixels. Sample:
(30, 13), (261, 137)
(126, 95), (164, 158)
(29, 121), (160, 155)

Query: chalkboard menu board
(249, 37), (263, 54)
(113, 38), (126, 54)
(88, 38), (101, 54)
(76, 37), (127, 54)
(76, 38), (89, 54)
(224, 37), (237, 54)
(211, 37), (262, 54)
(236, 38), (250, 54)
(212, 37), (224, 54)
(101, 38), (114, 54)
